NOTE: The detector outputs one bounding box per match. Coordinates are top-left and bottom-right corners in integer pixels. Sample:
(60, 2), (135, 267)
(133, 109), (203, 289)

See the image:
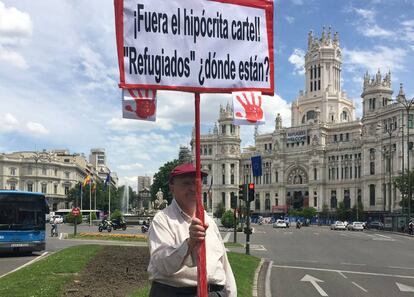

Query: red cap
(169, 163), (207, 183)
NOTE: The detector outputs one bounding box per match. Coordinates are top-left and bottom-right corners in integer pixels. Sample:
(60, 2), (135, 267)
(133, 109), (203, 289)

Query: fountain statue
(153, 188), (167, 210)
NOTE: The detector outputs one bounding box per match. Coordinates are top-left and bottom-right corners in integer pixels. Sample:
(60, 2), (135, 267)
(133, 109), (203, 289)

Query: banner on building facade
(232, 91), (265, 125)
(122, 89), (157, 121)
(114, 0), (274, 94)
(286, 130), (307, 143)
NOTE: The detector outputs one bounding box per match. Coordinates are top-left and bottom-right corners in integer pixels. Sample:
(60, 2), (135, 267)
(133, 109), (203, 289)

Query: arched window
(342, 110), (348, 121)
(302, 115), (306, 124)
(265, 198), (270, 211)
(306, 110), (315, 121)
(255, 198), (260, 210)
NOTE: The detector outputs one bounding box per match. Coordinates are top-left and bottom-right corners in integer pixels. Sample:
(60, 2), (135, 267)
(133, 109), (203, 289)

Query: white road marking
(265, 261), (273, 297)
(314, 233), (319, 235)
(340, 262), (366, 266)
(396, 282), (414, 292)
(249, 244), (267, 251)
(294, 260), (319, 263)
(374, 234), (391, 239)
(352, 281), (368, 292)
(272, 264), (414, 279)
(300, 274), (328, 296)
(223, 232), (231, 243)
(338, 271), (347, 279)
(389, 266), (414, 270)
(0, 251), (48, 279)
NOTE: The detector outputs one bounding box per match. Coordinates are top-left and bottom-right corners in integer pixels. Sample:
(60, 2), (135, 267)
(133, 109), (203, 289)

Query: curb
(252, 258), (264, 297)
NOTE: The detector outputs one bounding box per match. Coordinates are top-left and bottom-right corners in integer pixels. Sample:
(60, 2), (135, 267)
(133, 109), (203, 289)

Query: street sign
(71, 207), (81, 217)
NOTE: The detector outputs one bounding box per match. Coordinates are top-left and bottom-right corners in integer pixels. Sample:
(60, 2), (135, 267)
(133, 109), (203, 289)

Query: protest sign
(114, 0), (274, 94)
(232, 91), (265, 125)
(122, 89), (157, 121)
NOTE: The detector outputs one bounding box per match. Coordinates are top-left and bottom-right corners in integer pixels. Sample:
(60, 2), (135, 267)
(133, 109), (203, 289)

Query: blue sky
(0, 0), (413, 189)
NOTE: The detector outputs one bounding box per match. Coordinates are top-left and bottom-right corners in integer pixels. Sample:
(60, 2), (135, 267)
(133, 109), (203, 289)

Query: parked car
(330, 221), (346, 230)
(273, 219), (287, 228)
(50, 215), (64, 224)
(367, 221), (384, 230)
(348, 221), (364, 231)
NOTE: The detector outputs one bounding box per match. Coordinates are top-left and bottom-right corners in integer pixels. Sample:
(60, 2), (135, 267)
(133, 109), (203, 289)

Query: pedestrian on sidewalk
(147, 163), (237, 297)
(409, 221), (413, 235)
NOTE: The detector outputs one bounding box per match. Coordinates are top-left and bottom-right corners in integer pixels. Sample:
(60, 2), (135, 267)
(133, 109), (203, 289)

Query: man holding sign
(147, 163), (236, 297)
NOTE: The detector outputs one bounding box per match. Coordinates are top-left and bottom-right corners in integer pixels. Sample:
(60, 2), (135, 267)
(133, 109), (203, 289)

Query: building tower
(361, 70), (393, 118)
(291, 27), (355, 126)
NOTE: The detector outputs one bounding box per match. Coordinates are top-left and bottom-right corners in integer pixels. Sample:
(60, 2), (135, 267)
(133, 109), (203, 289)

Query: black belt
(152, 281), (225, 294)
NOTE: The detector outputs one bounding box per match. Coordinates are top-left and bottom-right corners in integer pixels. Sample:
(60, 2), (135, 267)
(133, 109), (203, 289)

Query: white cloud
(353, 8), (375, 22)
(344, 46), (407, 73)
(0, 44), (28, 68)
(288, 48), (305, 75)
(359, 24), (393, 38)
(0, 1), (32, 68)
(0, 113), (19, 132)
(401, 19), (414, 42)
(0, 1), (32, 44)
(77, 45), (117, 91)
(285, 16), (295, 24)
(118, 163), (145, 170)
(26, 122), (49, 135)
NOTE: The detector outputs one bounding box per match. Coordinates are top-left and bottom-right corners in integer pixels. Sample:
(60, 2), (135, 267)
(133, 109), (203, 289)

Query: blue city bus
(0, 190), (48, 253)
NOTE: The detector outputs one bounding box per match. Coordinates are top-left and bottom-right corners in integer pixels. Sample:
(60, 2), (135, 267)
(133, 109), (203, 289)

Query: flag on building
(104, 172), (111, 189)
(232, 91), (265, 125)
(122, 89), (157, 121)
(251, 155), (262, 177)
(82, 175), (91, 187)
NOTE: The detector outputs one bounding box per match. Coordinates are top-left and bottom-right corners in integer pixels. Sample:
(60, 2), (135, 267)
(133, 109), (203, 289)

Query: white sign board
(115, 0), (274, 94)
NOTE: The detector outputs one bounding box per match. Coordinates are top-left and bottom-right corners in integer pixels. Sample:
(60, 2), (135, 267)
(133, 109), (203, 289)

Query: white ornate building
(0, 149), (118, 211)
(192, 28), (413, 219)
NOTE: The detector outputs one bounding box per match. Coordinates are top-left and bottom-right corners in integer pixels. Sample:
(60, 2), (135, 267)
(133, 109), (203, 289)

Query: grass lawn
(0, 246), (260, 297)
(0, 245), (102, 297)
(224, 242), (244, 248)
(68, 232), (147, 242)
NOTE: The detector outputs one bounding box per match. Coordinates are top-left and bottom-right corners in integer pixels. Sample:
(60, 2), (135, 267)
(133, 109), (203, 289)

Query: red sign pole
(195, 92), (207, 297)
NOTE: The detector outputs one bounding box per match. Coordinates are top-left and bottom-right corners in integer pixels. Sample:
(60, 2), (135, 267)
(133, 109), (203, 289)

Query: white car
(330, 221), (346, 230)
(273, 219), (287, 228)
(348, 221), (364, 231)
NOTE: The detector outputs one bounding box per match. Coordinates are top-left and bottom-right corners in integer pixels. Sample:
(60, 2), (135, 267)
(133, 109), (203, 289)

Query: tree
(394, 170), (414, 213)
(221, 210), (237, 228)
(151, 159), (180, 205)
(337, 201), (351, 221)
(214, 203), (226, 218)
(302, 207), (317, 219)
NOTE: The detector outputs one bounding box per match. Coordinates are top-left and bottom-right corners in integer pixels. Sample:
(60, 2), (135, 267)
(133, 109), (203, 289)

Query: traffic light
(248, 183), (255, 202)
(238, 184), (246, 201)
(230, 192), (237, 209)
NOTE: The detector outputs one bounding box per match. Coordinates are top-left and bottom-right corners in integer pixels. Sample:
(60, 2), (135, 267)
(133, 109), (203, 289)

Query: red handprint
(235, 92), (263, 123)
(125, 89), (156, 119)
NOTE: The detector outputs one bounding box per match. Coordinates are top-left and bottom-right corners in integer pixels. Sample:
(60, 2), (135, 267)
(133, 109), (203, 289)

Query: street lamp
(399, 93), (414, 221)
(25, 150), (52, 192)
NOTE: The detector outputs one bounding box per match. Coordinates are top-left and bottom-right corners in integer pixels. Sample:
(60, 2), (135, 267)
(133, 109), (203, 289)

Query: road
(238, 224), (414, 297)
(2, 223), (414, 297)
